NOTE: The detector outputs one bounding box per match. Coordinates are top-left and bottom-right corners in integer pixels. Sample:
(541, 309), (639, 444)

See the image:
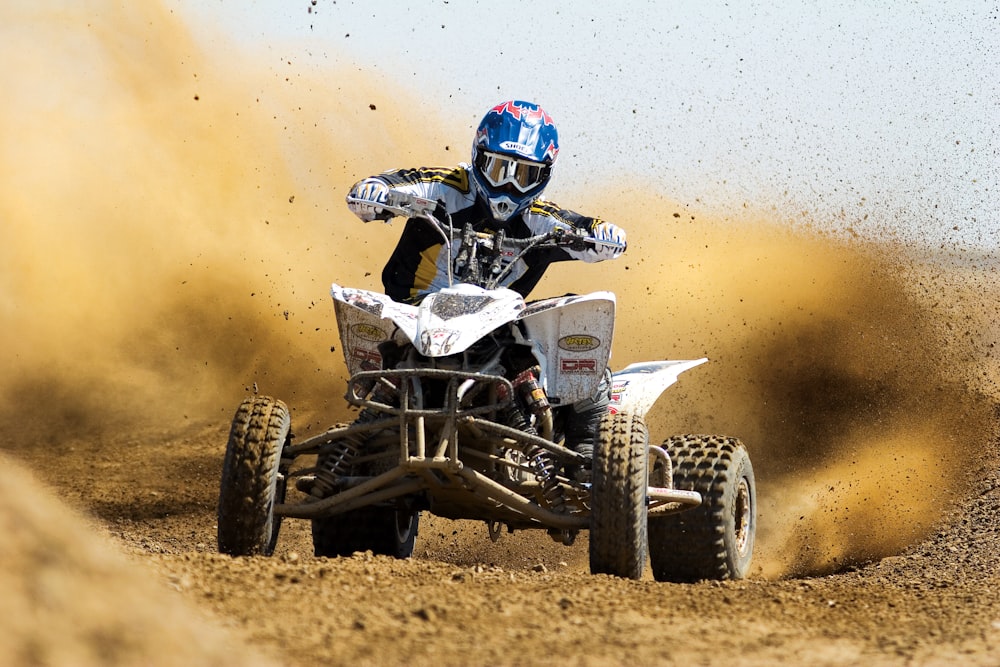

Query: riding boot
(564, 368), (611, 463)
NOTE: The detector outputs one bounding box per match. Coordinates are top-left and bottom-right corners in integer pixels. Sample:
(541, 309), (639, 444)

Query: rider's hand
(347, 179), (390, 222)
(590, 221), (627, 260)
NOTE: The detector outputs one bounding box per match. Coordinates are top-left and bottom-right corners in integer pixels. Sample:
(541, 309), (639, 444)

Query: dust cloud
(542, 199), (997, 577)
(0, 2), (434, 439)
(1, 0), (997, 591)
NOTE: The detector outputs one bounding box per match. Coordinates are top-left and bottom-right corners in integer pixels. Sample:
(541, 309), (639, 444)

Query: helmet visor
(474, 151), (550, 194)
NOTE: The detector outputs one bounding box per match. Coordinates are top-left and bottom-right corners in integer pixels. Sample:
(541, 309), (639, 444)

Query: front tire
(648, 435), (756, 582)
(589, 412), (649, 579)
(217, 396), (290, 556)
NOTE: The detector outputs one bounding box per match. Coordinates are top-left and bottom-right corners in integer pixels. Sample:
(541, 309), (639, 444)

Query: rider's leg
(563, 368), (611, 461)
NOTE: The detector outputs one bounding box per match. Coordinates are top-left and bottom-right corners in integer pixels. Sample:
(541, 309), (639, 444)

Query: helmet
(470, 100), (559, 221)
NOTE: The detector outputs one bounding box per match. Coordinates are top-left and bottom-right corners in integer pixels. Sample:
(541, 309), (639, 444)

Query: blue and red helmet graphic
(473, 100), (560, 165)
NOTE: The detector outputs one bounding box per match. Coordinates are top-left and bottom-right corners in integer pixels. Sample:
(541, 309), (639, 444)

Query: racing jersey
(355, 164), (612, 303)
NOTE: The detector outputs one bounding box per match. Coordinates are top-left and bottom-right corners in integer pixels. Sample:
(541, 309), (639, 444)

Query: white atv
(217, 191), (756, 582)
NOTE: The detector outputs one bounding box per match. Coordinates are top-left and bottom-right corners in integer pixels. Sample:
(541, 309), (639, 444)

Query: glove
(346, 179), (390, 222)
(590, 221), (627, 260)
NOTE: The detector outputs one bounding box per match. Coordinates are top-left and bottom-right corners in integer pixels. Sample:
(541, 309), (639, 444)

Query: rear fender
(609, 359), (708, 417)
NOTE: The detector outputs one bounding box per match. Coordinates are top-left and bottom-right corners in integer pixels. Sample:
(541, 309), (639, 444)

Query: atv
(217, 190), (756, 582)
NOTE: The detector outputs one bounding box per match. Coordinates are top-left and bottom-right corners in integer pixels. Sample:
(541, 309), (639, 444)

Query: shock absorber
(308, 432), (365, 499)
(527, 444), (566, 513)
(514, 367), (549, 414)
(511, 368), (565, 512)
(309, 379), (397, 499)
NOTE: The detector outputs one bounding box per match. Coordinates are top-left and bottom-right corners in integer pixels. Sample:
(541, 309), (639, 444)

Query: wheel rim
(734, 477), (752, 557)
(394, 511), (415, 542)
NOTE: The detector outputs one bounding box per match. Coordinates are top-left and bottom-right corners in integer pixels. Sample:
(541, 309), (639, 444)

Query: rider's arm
(346, 166), (476, 222)
(523, 200), (627, 262)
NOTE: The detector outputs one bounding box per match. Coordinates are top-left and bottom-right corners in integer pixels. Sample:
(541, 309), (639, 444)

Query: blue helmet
(470, 100), (560, 221)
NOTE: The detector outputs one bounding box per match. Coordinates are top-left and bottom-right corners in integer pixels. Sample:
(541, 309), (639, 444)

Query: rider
(344, 99), (627, 463)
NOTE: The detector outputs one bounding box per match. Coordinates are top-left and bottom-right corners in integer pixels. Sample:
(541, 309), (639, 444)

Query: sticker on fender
(560, 358), (598, 373)
(350, 347), (381, 365)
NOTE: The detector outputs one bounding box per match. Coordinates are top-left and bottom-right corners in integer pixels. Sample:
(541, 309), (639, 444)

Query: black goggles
(474, 151), (550, 193)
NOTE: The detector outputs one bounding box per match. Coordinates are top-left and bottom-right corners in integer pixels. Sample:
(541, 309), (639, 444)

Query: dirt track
(4, 370), (1000, 667)
(3, 3), (1000, 666)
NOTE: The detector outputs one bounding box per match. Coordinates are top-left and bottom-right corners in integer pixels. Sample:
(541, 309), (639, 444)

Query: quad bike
(217, 190), (756, 582)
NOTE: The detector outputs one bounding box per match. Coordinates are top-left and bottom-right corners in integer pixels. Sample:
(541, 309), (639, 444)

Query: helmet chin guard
(485, 193), (519, 221)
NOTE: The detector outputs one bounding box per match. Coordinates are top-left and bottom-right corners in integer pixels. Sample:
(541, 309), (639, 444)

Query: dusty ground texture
(3, 386), (1000, 667)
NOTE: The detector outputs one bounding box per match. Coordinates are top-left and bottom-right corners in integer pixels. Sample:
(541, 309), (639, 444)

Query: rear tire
(589, 412), (648, 579)
(311, 440), (419, 559)
(217, 396), (289, 556)
(648, 434), (756, 582)
(312, 506), (418, 558)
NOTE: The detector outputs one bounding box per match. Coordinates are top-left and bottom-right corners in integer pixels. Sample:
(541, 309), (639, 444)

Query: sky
(176, 0), (999, 251)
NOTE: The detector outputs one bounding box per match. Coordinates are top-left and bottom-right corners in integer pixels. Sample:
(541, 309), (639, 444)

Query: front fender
(609, 359), (708, 417)
(331, 284), (418, 376)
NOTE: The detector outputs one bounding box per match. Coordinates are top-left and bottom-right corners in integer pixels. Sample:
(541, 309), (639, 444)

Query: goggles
(474, 151), (550, 194)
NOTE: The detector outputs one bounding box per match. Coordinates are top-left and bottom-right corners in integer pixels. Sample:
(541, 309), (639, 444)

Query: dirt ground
(3, 403), (999, 667)
(3, 3), (1000, 666)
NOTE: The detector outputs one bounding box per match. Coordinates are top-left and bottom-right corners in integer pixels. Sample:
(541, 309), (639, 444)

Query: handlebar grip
(384, 190), (440, 217)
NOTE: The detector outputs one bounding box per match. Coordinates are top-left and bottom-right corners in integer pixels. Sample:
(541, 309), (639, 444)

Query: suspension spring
(309, 435), (364, 499)
(528, 444), (566, 513)
(309, 395), (391, 499)
(503, 380), (565, 512)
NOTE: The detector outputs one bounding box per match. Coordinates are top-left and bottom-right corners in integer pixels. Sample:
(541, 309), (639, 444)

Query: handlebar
(359, 188), (604, 248)
(380, 190), (442, 220)
(348, 188), (623, 289)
